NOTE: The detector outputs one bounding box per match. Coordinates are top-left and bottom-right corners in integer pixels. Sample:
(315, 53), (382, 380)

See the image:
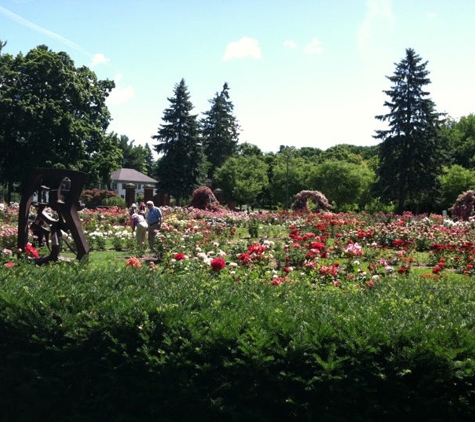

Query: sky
(1, 0), (475, 153)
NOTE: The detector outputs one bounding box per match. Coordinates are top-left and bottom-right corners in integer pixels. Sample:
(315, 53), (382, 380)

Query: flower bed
(2, 205), (475, 420)
(3, 206), (475, 279)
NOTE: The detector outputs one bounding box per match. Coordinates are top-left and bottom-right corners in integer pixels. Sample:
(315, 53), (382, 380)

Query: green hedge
(1, 264), (475, 421)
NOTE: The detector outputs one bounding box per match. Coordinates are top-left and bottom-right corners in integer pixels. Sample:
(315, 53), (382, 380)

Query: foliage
(444, 113), (475, 168)
(101, 196), (126, 207)
(270, 151), (311, 207)
(236, 142), (263, 157)
(373, 48), (447, 214)
(451, 190), (475, 221)
(247, 218), (259, 238)
(152, 79), (206, 204)
(114, 133), (152, 174)
(190, 186), (221, 211)
(1, 262), (475, 421)
(201, 83), (240, 178)
(0, 45), (116, 199)
(291, 190), (332, 212)
(439, 165), (475, 212)
(214, 155), (268, 206)
(308, 160), (375, 211)
(81, 188), (118, 208)
(316, 143), (376, 164)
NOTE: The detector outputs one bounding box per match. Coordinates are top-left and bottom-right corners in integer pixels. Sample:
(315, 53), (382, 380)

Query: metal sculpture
(17, 168), (90, 264)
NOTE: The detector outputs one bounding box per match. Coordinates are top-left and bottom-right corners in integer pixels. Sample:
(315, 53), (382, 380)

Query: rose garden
(1, 189), (475, 421)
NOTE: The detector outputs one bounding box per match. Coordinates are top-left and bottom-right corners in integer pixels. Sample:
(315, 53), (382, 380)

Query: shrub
(190, 186), (221, 211)
(451, 190), (475, 221)
(1, 266), (475, 421)
(101, 196), (126, 207)
(81, 189), (118, 208)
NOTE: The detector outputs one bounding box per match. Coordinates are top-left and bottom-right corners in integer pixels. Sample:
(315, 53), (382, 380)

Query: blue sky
(1, 0), (475, 153)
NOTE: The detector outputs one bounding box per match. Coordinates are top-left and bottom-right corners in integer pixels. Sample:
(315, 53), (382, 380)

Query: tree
(201, 83), (240, 178)
(86, 132), (123, 188)
(439, 165), (475, 212)
(237, 142), (263, 157)
(270, 151), (313, 208)
(308, 160), (375, 211)
(152, 79), (206, 204)
(115, 133), (151, 174)
(0, 45), (116, 199)
(214, 155), (268, 207)
(318, 144), (367, 165)
(444, 114), (475, 169)
(144, 143), (155, 176)
(373, 48), (447, 214)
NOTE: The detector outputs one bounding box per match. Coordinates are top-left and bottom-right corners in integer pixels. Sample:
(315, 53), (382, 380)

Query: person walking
(131, 206), (148, 246)
(146, 200), (162, 250)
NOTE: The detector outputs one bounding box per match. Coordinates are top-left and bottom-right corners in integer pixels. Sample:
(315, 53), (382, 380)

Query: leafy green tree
(296, 146), (323, 161)
(439, 164), (475, 212)
(115, 133), (152, 174)
(152, 79), (206, 204)
(237, 142), (263, 157)
(214, 155), (268, 207)
(144, 143), (155, 176)
(373, 48), (447, 214)
(259, 152), (277, 209)
(86, 132), (123, 188)
(0, 45), (115, 199)
(308, 160), (375, 211)
(270, 150), (314, 208)
(444, 114), (475, 169)
(201, 83), (240, 178)
(318, 144), (364, 165)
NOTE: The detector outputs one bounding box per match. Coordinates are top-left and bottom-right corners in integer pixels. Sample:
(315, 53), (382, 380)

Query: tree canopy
(0, 44), (116, 198)
(214, 155), (268, 207)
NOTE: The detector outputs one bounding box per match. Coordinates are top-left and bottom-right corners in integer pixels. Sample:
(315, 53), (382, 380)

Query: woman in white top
(131, 208), (148, 246)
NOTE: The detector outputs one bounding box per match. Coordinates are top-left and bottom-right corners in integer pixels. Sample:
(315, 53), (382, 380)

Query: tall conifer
(373, 48), (447, 213)
(201, 83), (240, 178)
(152, 79), (205, 204)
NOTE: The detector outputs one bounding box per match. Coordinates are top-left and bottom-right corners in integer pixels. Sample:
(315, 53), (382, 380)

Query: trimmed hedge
(1, 264), (475, 421)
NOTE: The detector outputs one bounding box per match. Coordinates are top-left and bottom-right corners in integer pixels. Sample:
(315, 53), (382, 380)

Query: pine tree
(201, 83), (240, 178)
(152, 79), (205, 204)
(373, 48), (447, 214)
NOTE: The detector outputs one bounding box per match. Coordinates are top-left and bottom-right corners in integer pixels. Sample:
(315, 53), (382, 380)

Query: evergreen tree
(373, 48), (447, 214)
(152, 79), (205, 204)
(201, 83), (240, 178)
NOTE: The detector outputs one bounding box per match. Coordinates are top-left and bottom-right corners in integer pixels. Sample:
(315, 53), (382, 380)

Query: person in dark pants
(146, 200), (162, 250)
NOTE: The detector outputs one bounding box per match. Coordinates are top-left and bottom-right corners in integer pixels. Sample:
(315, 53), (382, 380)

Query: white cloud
(303, 38), (324, 55)
(107, 73), (134, 105)
(90, 53), (109, 67)
(358, 0), (394, 54)
(223, 37), (262, 61)
(283, 40), (297, 49)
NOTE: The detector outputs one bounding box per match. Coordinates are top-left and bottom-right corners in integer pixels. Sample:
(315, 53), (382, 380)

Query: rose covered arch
(291, 190), (332, 213)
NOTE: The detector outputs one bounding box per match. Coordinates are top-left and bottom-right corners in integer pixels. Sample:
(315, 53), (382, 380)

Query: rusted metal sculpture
(17, 168), (90, 264)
